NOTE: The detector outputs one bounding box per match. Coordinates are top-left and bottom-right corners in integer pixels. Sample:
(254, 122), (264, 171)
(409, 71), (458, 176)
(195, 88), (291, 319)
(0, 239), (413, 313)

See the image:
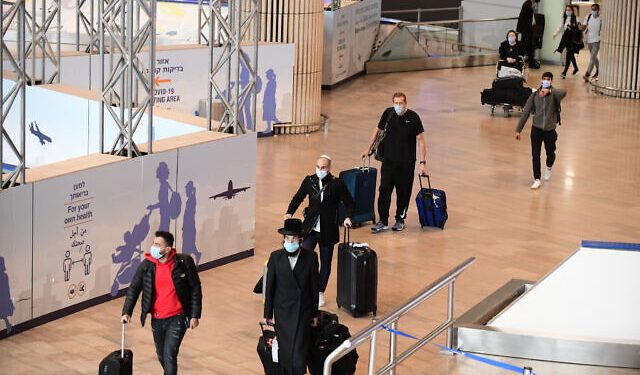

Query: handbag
(368, 109), (394, 161)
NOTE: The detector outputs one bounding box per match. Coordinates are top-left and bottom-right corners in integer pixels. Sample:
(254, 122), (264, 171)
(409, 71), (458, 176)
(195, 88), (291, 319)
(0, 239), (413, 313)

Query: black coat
(286, 173), (355, 245)
(499, 40), (525, 61)
(122, 252), (202, 326)
(516, 0), (534, 35)
(264, 248), (320, 375)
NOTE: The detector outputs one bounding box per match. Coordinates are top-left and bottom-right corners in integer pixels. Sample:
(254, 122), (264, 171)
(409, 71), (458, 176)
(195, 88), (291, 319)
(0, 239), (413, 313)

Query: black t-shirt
(377, 107), (424, 163)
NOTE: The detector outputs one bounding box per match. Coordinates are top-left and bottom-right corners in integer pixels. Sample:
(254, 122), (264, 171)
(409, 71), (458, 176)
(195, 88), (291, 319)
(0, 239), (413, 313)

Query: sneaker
(371, 221), (388, 233)
(392, 220), (406, 232)
(582, 74), (590, 82)
(318, 292), (325, 307)
(561, 73), (567, 79)
(544, 167), (553, 181)
(572, 68), (579, 76)
(593, 72), (598, 79)
(530, 179), (542, 190)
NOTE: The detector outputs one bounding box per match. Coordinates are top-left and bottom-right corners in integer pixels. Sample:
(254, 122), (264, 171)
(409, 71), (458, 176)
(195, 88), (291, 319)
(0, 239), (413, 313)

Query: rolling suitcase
(99, 323), (133, 375)
(257, 322), (284, 375)
(307, 319), (358, 375)
(492, 76), (524, 90)
(416, 175), (448, 230)
(336, 228), (377, 318)
(338, 159), (377, 227)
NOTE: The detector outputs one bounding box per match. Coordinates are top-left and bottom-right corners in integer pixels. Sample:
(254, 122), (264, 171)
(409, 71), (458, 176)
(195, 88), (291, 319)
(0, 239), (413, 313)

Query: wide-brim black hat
(278, 218), (304, 236)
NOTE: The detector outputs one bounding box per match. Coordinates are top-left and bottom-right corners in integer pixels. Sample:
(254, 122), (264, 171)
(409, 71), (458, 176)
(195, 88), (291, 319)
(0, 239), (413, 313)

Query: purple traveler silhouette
(262, 69), (279, 136)
(0, 257), (14, 334)
(181, 181), (202, 264)
(110, 211), (151, 296)
(215, 58), (263, 132)
(147, 162), (181, 232)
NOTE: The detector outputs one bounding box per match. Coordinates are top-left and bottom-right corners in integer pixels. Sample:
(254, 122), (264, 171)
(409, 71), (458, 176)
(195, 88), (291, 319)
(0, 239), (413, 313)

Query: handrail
(403, 16), (518, 27)
(590, 81), (640, 97)
(380, 7), (461, 15)
(323, 257), (476, 375)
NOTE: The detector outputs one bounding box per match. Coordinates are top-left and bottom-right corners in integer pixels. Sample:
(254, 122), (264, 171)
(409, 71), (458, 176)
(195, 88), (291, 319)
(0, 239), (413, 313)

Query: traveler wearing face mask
(362, 92), (426, 233)
(515, 72), (567, 190)
(499, 30), (525, 69)
(121, 231), (202, 375)
(284, 155), (354, 307)
(263, 218), (320, 375)
(553, 5), (582, 79)
(580, 3), (601, 82)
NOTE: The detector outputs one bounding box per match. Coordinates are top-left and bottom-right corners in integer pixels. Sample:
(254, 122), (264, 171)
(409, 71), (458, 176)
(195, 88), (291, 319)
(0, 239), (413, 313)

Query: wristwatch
(419, 160), (426, 165)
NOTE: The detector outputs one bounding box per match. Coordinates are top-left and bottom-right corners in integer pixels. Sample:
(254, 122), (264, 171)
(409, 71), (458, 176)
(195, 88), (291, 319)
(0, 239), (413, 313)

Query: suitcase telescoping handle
(361, 155), (371, 171)
(121, 322), (125, 358)
(418, 174), (432, 190)
(343, 225), (350, 244)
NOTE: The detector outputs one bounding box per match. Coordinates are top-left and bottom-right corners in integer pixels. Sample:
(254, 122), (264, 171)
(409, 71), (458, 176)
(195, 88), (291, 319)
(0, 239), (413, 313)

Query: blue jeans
(302, 230), (334, 293)
(151, 314), (188, 375)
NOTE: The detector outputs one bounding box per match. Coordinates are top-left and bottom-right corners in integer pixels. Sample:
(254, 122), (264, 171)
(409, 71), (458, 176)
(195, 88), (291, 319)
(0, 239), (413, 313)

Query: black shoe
(593, 72), (598, 79)
(572, 68), (579, 76)
(561, 72), (567, 79)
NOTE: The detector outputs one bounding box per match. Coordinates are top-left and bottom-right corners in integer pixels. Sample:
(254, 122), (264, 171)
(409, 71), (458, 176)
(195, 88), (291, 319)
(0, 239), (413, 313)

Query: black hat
(278, 218), (304, 236)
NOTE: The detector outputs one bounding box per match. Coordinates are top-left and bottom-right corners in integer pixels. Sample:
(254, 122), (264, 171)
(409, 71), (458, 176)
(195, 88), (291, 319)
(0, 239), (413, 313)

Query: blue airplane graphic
(209, 180), (250, 200)
(29, 122), (52, 145)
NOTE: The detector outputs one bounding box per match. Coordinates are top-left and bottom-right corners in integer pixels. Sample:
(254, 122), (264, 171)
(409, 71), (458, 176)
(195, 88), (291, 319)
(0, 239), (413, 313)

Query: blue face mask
(591, 10), (598, 17)
(541, 80), (551, 89)
(316, 168), (328, 180)
(150, 245), (164, 259)
(283, 241), (299, 253)
(508, 36), (516, 45)
(565, 10), (572, 17)
(393, 104), (404, 115)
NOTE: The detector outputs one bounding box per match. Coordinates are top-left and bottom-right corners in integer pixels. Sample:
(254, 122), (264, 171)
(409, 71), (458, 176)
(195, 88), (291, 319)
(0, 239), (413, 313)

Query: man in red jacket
(121, 231), (202, 375)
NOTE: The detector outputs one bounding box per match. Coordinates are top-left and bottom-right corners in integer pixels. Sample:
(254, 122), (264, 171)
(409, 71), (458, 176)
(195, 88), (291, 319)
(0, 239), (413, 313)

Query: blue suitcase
(416, 175), (447, 229)
(338, 162), (377, 227)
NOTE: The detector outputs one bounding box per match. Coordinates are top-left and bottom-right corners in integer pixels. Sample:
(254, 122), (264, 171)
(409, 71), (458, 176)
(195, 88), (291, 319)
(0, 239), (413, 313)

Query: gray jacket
(516, 87), (567, 133)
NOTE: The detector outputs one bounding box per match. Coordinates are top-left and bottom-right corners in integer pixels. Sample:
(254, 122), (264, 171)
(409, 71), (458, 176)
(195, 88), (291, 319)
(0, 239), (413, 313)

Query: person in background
(284, 155), (354, 307)
(499, 30), (526, 70)
(553, 5), (582, 79)
(581, 3), (601, 82)
(516, 0), (541, 68)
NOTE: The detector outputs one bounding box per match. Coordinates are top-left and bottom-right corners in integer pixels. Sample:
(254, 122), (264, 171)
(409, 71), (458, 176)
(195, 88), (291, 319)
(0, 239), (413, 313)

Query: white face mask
(393, 104), (404, 115)
(316, 168), (328, 179)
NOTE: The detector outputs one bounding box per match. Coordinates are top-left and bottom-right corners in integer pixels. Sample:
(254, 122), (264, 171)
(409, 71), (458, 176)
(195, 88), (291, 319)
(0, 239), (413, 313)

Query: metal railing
(323, 257), (476, 375)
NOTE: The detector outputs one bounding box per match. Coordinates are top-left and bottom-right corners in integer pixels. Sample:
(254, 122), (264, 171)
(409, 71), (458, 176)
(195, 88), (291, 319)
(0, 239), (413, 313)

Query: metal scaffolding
(98, 0), (156, 156)
(24, 0), (61, 85)
(197, 0), (210, 45)
(76, 0), (101, 53)
(206, 0), (258, 134)
(1, 0), (27, 189)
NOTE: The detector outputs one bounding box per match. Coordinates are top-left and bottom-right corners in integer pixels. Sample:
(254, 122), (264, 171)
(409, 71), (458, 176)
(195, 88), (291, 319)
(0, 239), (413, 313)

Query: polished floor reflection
(0, 60), (639, 374)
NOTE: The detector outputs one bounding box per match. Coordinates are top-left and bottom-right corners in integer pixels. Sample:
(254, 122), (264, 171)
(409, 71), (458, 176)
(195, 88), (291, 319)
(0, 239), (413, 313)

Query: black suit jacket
(499, 40), (525, 61)
(264, 248), (319, 374)
(286, 173), (355, 245)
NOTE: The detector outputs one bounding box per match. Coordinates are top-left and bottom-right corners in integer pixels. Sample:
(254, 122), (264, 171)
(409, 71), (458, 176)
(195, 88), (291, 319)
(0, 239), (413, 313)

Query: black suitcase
(99, 323), (133, 375)
(338, 162), (377, 227)
(336, 228), (377, 318)
(307, 321), (358, 375)
(481, 87), (532, 106)
(492, 76), (524, 90)
(257, 322), (284, 375)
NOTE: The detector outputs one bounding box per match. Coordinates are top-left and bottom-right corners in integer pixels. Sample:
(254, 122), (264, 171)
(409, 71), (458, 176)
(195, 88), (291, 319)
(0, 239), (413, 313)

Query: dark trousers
(302, 230), (334, 292)
(530, 127), (557, 180)
(562, 50), (578, 74)
(522, 32), (535, 65)
(378, 160), (415, 223)
(151, 314), (187, 375)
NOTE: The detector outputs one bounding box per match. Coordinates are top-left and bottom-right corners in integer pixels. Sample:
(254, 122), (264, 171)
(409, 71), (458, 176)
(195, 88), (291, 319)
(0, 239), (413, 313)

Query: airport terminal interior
(1, 0), (639, 374)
